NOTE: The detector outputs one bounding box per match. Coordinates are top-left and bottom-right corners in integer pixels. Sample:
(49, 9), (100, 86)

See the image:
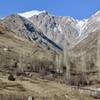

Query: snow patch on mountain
(97, 17), (100, 21)
(94, 11), (100, 16)
(76, 19), (88, 37)
(18, 10), (46, 18)
(58, 25), (63, 34)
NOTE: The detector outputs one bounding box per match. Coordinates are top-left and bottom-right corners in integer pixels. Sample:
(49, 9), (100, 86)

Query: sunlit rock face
(28, 12), (80, 48)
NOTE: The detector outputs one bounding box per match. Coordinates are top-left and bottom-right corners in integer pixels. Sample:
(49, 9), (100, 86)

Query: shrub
(8, 73), (16, 81)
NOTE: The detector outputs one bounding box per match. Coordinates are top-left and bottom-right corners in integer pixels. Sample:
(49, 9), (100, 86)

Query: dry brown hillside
(0, 24), (57, 75)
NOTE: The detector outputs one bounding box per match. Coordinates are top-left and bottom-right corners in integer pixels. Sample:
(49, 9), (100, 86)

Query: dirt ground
(0, 73), (99, 100)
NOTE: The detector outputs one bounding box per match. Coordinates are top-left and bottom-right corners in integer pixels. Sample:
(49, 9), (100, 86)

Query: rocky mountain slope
(1, 14), (62, 52)
(1, 10), (100, 50)
(18, 10), (100, 49)
(27, 11), (79, 47)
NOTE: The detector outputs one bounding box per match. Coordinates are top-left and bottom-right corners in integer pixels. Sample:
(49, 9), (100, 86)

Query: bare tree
(63, 45), (70, 84)
(97, 34), (100, 82)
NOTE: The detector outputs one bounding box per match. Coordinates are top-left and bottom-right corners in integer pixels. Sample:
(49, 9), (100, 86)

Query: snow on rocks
(19, 10), (46, 18)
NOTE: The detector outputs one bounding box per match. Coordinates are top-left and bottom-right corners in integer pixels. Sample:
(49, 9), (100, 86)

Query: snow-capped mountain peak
(94, 11), (100, 16)
(18, 10), (46, 18)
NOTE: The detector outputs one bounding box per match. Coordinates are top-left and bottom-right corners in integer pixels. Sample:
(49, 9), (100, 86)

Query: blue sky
(0, 0), (100, 19)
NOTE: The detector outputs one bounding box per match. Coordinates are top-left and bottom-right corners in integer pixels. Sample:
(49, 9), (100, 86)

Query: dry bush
(8, 73), (15, 81)
(70, 74), (89, 86)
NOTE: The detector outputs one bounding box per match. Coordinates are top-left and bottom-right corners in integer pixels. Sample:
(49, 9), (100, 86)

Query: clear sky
(0, 0), (100, 19)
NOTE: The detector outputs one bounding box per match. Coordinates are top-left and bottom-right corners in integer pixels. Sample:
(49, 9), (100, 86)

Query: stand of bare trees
(63, 45), (71, 84)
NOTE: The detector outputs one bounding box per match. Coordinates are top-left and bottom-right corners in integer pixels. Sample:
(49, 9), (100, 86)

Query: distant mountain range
(1, 10), (100, 50)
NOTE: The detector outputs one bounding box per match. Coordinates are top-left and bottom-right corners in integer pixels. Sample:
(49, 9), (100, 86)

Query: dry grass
(0, 81), (26, 91)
